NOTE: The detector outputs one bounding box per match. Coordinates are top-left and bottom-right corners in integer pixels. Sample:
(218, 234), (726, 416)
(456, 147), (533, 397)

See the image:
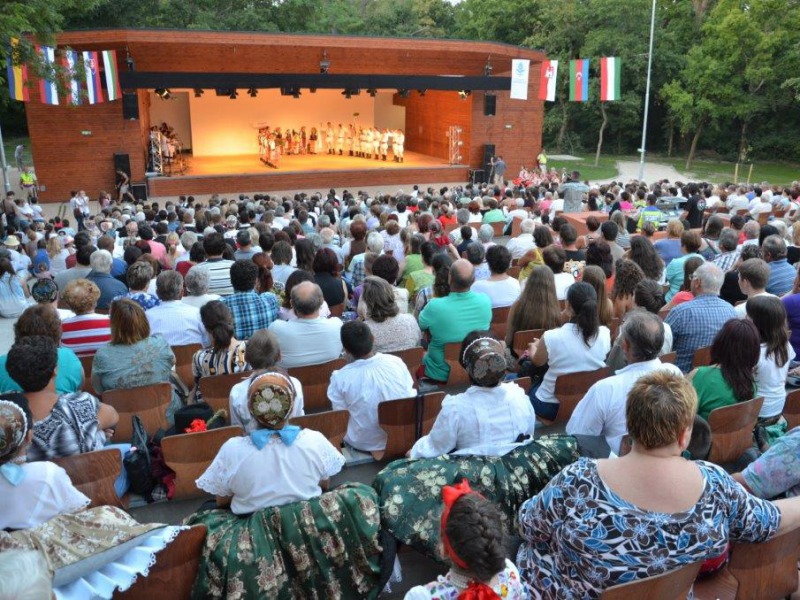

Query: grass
(2, 135), (31, 169)
(547, 154), (624, 181)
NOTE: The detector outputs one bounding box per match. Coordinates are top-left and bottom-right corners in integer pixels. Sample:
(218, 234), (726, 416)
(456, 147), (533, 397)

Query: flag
(600, 56), (621, 102)
(569, 59), (589, 102)
(36, 45), (59, 105)
(102, 50), (121, 101)
(6, 38), (29, 102)
(83, 51), (104, 104)
(62, 50), (82, 105)
(538, 59), (558, 102)
(510, 59), (530, 100)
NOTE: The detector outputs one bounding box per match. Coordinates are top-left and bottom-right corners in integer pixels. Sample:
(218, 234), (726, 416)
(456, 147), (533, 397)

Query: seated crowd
(2, 176), (800, 599)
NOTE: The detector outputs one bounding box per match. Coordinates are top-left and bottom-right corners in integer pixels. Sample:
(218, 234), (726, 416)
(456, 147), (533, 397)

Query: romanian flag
(6, 38), (29, 102)
(569, 59), (589, 102)
(62, 50), (82, 105)
(37, 45), (59, 105)
(538, 59), (558, 102)
(600, 57), (621, 102)
(83, 50), (104, 104)
(102, 50), (121, 101)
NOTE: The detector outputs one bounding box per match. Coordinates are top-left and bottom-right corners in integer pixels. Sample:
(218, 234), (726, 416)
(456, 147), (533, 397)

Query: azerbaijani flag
(83, 51), (104, 104)
(62, 50), (82, 105)
(6, 38), (29, 102)
(538, 59), (558, 102)
(37, 45), (59, 105)
(600, 57), (621, 102)
(102, 50), (121, 101)
(569, 59), (589, 102)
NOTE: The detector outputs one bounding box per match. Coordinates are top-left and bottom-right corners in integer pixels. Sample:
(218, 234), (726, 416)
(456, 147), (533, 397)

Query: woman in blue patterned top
(517, 370), (800, 599)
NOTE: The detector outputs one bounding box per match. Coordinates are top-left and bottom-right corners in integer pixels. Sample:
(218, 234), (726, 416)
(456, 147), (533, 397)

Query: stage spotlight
(343, 89), (351, 99)
(418, 89), (426, 97)
(229, 89), (238, 99)
(309, 87), (317, 93)
(367, 88), (377, 97)
(292, 88), (301, 99)
(398, 89), (409, 98)
(247, 87), (258, 97)
(485, 57), (493, 76)
(193, 88), (204, 98)
(342, 88), (360, 99)
(320, 50), (330, 74)
(155, 88), (171, 100)
(458, 90), (471, 99)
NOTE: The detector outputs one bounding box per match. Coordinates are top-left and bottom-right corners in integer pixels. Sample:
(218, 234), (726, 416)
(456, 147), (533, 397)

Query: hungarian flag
(6, 38), (29, 102)
(62, 50), (82, 105)
(36, 45), (59, 105)
(83, 50), (104, 104)
(102, 50), (122, 101)
(538, 59), (558, 102)
(600, 57), (621, 102)
(569, 59), (589, 102)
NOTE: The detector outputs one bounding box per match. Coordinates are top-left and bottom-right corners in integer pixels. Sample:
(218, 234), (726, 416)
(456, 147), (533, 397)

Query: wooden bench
(707, 397), (763, 466)
(197, 370), (254, 415)
(288, 358), (347, 413)
(290, 409), (349, 451)
(53, 448), (125, 509)
(102, 383), (172, 443)
(544, 367), (611, 425)
(171, 343), (202, 391)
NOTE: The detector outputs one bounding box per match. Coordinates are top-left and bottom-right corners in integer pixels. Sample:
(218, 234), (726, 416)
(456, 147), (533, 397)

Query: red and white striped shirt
(61, 313), (112, 358)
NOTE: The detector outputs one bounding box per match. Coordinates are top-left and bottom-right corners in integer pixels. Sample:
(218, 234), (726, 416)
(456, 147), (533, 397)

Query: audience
(190, 232), (235, 295)
(360, 276), (421, 352)
(328, 321), (415, 457)
(146, 270), (206, 346)
(182, 266), (221, 309)
(86, 249), (127, 309)
(734, 258), (774, 317)
(471, 245), (521, 307)
(192, 300), (248, 398)
(222, 260), (280, 340)
(505, 265), (562, 351)
(763, 234), (795, 295)
(312, 248), (348, 308)
(664, 231), (703, 301)
(60, 279), (111, 358)
(116, 260), (160, 310)
(541, 245), (575, 301)
(609, 259), (645, 318)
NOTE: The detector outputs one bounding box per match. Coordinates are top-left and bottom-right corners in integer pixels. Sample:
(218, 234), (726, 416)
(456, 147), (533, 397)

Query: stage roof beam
(121, 72), (510, 92)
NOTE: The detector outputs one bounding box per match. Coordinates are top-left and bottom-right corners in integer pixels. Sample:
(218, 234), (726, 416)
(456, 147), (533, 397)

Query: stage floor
(177, 151), (449, 177)
(147, 150), (467, 198)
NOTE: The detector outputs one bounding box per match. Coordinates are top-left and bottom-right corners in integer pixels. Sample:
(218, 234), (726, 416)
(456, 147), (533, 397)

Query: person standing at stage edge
(559, 170), (591, 213)
(491, 156), (506, 186)
(537, 148), (548, 173)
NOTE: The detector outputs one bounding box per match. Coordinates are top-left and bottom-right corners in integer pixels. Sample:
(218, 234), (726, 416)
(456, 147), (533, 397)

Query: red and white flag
(600, 57), (621, 102)
(538, 60), (558, 102)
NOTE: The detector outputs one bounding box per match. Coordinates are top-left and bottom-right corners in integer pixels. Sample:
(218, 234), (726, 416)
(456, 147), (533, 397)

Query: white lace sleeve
(195, 440), (236, 497)
(308, 431), (345, 479)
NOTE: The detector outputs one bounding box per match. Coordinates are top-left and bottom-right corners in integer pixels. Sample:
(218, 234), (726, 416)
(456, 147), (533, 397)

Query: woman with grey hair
(115, 260), (160, 310)
(182, 266), (221, 309)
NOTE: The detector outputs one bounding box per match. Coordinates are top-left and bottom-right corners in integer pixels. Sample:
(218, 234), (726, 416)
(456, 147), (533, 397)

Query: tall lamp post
(637, 0), (657, 182)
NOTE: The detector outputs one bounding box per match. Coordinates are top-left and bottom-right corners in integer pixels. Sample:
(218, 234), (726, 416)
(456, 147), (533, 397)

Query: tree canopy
(3, 0), (800, 163)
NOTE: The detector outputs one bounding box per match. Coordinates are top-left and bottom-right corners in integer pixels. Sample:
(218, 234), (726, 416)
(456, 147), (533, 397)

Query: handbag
(123, 415), (156, 498)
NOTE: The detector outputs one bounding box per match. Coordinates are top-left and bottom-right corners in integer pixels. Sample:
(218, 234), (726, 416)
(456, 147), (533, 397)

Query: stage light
(309, 87), (317, 93)
(292, 88), (301, 99)
(458, 90), (471, 99)
(320, 50), (330, 74)
(193, 88), (204, 98)
(342, 88), (360, 99)
(155, 88), (171, 100)
(485, 57), (493, 76)
(398, 89), (409, 98)
(418, 89), (426, 97)
(247, 87), (258, 97)
(229, 89), (238, 99)
(367, 88), (377, 97)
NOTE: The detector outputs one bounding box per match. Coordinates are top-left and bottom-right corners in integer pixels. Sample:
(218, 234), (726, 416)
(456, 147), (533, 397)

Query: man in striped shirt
(188, 232), (234, 296)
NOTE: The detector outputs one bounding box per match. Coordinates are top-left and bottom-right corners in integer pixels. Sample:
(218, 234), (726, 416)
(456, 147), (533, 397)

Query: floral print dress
(517, 458), (781, 599)
(405, 559), (528, 599)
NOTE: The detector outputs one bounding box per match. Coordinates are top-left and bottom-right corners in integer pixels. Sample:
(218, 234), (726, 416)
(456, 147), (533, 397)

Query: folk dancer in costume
(394, 129), (405, 163)
(372, 127), (381, 160)
(363, 127), (373, 159)
(309, 127), (319, 154)
(380, 129), (390, 161)
(300, 127), (308, 154)
(346, 125), (355, 157)
(325, 122), (334, 154)
(359, 127), (368, 158)
(335, 124), (345, 156)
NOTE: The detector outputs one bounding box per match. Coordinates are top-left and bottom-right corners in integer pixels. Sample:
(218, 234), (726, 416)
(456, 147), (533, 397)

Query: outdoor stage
(146, 151), (468, 197)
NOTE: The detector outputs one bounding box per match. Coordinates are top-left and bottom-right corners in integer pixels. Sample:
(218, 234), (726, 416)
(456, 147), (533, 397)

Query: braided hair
(444, 494), (505, 583)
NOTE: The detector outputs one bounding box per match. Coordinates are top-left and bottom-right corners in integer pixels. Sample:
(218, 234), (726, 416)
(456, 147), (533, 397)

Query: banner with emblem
(83, 50), (104, 104)
(538, 59), (558, 102)
(510, 59), (530, 100)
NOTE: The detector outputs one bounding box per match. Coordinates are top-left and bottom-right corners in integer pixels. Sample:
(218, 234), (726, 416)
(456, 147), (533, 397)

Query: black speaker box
(122, 92), (139, 120)
(484, 94), (497, 116)
(114, 153), (131, 178)
(483, 144), (496, 173)
(131, 182), (148, 202)
(469, 169), (485, 184)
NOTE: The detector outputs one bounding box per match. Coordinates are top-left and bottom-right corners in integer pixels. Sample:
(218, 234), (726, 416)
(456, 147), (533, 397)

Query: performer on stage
(335, 124), (345, 156)
(372, 127), (380, 160)
(309, 127), (319, 154)
(346, 125), (355, 157)
(393, 129), (405, 163)
(380, 129), (390, 161)
(325, 122), (334, 154)
(364, 127), (373, 159)
(300, 126), (308, 154)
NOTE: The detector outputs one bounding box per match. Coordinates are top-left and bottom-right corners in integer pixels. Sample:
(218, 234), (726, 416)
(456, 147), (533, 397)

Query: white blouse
(756, 342), (796, 418)
(409, 382), (536, 459)
(0, 461), (90, 530)
(196, 431), (344, 514)
(229, 374), (305, 433)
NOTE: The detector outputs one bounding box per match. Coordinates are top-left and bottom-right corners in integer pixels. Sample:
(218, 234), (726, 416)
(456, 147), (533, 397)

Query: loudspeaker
(131, 182), (148, 202)
(484, 94), (497, 116)
(114, 153), (131, 178)
(469, 169), (485, 185)
(122, 92), (139, 120)
(483, 144), (495, 173)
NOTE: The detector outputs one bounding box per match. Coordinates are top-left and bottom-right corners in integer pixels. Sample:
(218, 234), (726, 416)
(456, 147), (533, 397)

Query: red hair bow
(459, 581), (501, 600)
(441, 479), (481, 570)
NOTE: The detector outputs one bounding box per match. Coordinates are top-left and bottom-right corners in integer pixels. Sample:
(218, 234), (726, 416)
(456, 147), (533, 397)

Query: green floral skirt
(185, 483), (383, 599)
(373, 434), (578, 561)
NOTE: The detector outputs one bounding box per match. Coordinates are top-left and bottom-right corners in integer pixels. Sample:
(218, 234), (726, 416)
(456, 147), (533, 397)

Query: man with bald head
(268, 281), (343, 368)
(418, 259), (492, 382)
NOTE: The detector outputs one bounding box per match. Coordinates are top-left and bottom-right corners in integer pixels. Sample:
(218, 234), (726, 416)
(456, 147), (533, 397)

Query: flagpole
(637, 0), (657, 182)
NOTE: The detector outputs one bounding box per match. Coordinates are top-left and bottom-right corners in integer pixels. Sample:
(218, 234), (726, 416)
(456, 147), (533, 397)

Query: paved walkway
(595, 160), (690, 185)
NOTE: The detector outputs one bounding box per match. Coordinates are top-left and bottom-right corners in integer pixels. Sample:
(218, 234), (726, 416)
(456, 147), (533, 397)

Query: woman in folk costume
(188, 371), (385, 599)
(404, 480), (527, 600)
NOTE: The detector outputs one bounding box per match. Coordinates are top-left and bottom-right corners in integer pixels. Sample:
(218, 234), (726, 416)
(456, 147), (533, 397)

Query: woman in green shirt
(688, 318), (760, 420)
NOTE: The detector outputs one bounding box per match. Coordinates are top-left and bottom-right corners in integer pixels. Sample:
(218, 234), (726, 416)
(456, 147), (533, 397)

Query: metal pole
(637, 0), (657, 182)
(0, 121), (10, 193)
